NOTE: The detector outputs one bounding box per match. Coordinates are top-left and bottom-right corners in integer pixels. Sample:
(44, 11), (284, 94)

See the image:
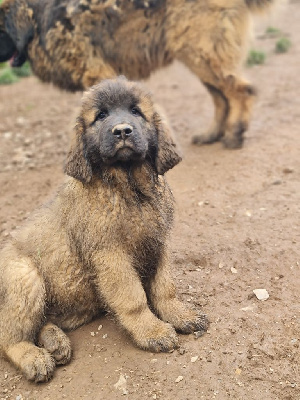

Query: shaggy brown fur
(0, 0), (276, 148)
(0, 77), (208, 382)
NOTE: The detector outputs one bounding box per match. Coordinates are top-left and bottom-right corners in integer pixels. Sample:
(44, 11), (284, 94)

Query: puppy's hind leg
(5, 342), (55, 383)
(0, 253), (55, 382)
(38, 323), (72, 366)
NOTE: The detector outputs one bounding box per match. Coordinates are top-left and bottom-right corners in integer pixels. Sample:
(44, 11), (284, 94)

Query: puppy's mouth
(101, 143), (146, 165)
(116, 146), (135, 158)
(115, 144), (145, 162)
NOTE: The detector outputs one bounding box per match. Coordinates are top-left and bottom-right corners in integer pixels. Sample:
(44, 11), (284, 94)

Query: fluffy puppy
(0, 77), (208, 383)
(0, 0), (276, 148)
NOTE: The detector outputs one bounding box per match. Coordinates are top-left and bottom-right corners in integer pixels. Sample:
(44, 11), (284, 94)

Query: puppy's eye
(96, 109), (108, 121)
(131, 106), (142, 116)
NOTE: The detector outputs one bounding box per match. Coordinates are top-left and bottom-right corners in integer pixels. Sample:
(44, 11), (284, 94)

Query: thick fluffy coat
(0, 77), (208, 382)
(0, 0), (275, 148)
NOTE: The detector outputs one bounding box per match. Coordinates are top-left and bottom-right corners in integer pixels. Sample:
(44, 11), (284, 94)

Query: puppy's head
(65, 77), (182, 182)
(0, 2), (34, 66)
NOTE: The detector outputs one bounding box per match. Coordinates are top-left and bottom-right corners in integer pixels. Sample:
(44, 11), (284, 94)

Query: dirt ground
(0, 2), (299, 400)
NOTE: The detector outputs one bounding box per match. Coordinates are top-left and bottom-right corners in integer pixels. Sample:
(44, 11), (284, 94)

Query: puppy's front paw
(177, 313), (209, 334)
(136, 322), (179, 352)
(153, 298), (209, 335)
(20, 347), (55, 383)
(38, 323), (72, 365)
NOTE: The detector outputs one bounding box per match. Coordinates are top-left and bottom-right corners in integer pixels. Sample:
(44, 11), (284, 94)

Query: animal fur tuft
(245, 0), (276, 13)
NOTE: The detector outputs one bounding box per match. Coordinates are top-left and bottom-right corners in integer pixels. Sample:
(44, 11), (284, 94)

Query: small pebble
(4, 132), (13, 139)
(253, 288), (269, 301)
(175, 376), (184, 383)
(16, 117), (26, 126)
(283, 167), (294, 174)
(23, 138), (32, 146)
(114, 374), (128, 395)
(241, 305), (255, 311)
(194, 331), (205, 339)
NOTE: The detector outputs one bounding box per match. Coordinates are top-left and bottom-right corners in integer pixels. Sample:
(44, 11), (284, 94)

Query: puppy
(0, 0), (276, 148)
(0, 77), (208, 382)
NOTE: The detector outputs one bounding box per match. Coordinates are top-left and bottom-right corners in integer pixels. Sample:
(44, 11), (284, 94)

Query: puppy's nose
(112, 124), (133, 139)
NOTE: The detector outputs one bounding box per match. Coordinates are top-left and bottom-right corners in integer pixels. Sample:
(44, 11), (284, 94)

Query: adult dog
(0, 0), (275, 148)
(0, 77), (208, 382)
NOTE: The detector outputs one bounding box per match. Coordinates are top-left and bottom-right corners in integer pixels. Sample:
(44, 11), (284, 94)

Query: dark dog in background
(0, 0), (276, 148)
(0, 77), (208, 382)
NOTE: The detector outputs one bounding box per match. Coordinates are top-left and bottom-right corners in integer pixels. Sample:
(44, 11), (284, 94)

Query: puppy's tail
(244, 0), (276, 13)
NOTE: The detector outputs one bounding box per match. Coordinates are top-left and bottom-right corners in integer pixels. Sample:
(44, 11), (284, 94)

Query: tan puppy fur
(0, 77), (208, 383)
(0, 0), (276, 148)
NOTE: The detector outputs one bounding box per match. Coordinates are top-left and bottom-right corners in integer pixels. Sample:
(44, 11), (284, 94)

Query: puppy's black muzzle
(112, 124), (133, 140)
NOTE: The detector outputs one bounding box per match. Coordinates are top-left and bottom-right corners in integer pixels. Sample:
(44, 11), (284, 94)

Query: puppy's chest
(111, 194), (172, 239)
(90, 184), (173, 249)
(119, 200), (170, 277)
(74, 181), (174, 271)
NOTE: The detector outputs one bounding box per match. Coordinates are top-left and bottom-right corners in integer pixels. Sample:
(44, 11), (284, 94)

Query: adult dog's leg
(187, 71), (255, 149)
(174, 5), (255, 148)
(220, 75), (256, 148)
(93, 250), (179, 352)
(147, 251), (209, 334)
(193, 74), (255, 148)
(192, 83), (228, 145)
(38, 323), (72, 366)
(180, 63), (255, 149)
(0, 254), (55, 382)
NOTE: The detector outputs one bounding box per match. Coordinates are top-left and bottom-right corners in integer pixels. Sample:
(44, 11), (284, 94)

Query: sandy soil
(0, 2), (299, 399)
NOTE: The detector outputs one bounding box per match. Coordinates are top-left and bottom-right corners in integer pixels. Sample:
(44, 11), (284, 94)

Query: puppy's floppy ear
(153, 110), (182, 175)
(64, 117), (93, 183)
